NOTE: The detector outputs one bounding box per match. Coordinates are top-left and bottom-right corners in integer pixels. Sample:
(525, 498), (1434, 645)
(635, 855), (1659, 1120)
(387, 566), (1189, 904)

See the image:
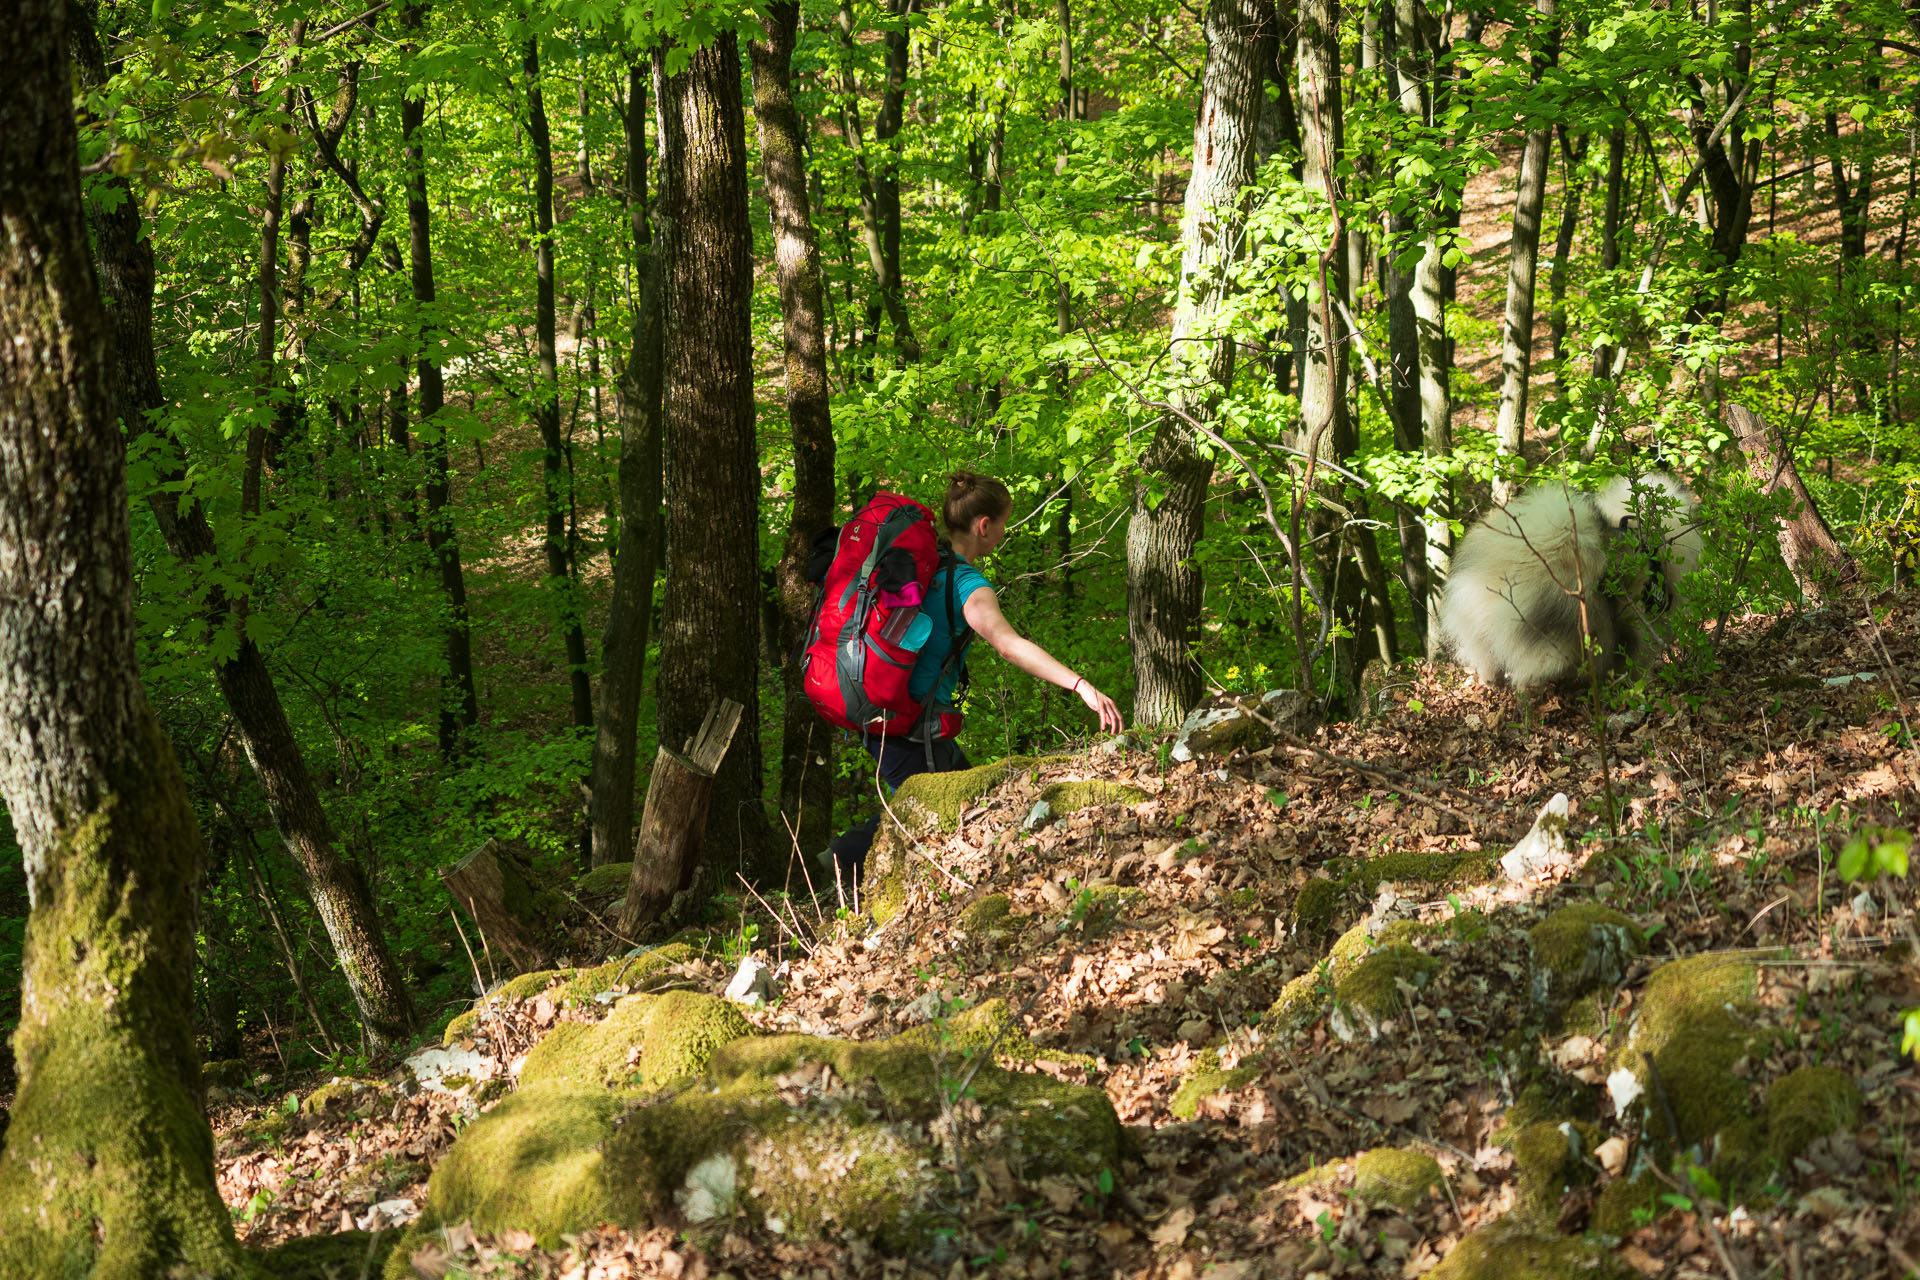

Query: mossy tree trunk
(654, 34), (773, 883)
(0, 6), (250, 1272)
(751, 2), (839, 869)
(69, 5), (415, 1050)
(1125, 0), (1276, 728)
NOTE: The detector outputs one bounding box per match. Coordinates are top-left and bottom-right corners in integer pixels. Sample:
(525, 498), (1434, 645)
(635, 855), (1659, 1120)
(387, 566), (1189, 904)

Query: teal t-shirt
(908, 558), (990, 705)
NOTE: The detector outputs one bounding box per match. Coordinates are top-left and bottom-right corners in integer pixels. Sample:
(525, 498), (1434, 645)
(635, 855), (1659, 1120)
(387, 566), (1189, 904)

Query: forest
(3, 0), (1920, 1273)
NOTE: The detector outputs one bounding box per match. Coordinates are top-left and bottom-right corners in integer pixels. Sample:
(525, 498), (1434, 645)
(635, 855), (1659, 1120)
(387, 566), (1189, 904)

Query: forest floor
(210, 586), (1920, 1280)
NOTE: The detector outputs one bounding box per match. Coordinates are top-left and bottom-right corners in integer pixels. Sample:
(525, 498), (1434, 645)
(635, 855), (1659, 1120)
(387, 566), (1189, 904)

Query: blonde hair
(942, 471), (1012, 537)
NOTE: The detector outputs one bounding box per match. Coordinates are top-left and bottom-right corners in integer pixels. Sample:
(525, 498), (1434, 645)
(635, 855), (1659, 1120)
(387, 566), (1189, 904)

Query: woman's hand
(1073, 678), (1125, 734)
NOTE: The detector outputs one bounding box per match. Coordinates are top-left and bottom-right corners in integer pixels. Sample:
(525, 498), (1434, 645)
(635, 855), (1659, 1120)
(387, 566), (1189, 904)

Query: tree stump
(620, 699), (743, 936)
(441, 838), (550, 972)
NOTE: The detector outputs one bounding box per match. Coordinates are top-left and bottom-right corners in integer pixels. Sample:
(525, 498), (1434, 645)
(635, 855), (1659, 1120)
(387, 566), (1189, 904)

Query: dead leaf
(1152, 1204), (1195, 1249)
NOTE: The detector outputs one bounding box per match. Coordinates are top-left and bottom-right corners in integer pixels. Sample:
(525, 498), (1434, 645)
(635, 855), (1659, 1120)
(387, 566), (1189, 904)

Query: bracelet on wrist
(1070, 676), (1084, 695)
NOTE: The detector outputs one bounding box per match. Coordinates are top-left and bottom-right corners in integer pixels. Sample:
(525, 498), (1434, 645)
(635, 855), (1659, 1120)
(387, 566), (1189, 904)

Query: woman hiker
(827, 471), (1124, 905)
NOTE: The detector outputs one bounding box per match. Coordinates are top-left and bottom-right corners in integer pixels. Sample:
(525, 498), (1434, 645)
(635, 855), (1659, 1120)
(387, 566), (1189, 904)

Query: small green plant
(723, 921), (761, 964)
(1834, 826), (1920, 1062)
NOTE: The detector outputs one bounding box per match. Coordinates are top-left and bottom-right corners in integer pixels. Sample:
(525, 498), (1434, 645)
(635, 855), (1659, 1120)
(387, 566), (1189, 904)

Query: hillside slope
(221, 594), (1920, 1279)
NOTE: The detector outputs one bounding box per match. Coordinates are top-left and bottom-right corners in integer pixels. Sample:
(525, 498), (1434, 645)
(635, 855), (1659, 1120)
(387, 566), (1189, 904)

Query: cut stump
(442, 838), (550, 970)
(619, 699), (743, 935)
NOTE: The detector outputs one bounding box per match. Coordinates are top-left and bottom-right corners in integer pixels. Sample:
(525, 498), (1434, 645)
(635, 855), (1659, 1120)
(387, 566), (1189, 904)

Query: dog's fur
(1436, 473), (1701, 689)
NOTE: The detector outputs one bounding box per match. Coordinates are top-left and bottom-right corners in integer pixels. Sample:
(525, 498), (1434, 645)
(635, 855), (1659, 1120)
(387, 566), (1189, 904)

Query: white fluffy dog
(1436, 473), (1701, 689)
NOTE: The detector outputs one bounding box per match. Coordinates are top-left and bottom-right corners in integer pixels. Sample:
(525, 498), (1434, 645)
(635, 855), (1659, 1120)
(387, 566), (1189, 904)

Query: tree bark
(589, 59), (666, 869)
(526, 35), (595, 733)
(441, 840), (550, 969)
(1590, 122), (1627, 380)
(244, 25), (302, 521)
(1381, 0), (1449, 648)
(655, 33), (773, 884)
(0, 8), (249, 1271)
(1297, 0), (1366, 697)
(752, 3), (840, 870)
(620, 701), (741, 934)
(1489, 0), (1557, 504)
(69, 7), (416, 1050)
(1546, 126), (1587, 391)
(1126, 0), (1276, 728)
(403, 2), (480, 757)
(1727, 405), (1860, 600)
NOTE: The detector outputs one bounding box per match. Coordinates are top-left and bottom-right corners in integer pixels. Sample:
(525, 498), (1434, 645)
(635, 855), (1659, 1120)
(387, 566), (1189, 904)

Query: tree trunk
(655, 33), (772, 885)
(526, 35), (595, 733)
(1126, 0), (1276, 728)
(0, 10), (249, 1271)
(1547, 126), (1588, 392)
(590, 60), (667, 869)
(69, 7), (416, 1051)
(874, 0), (921, 361)
(1297, 0), (1365, 698)
(1381, 0), (1449, 648)
(245, 26), (302, 521)
(1590, 122), (1627, 380)
(403, 2), (480, 758)
(751, 3), (840, 870)
(1489, 0), (1557, 504)
(1727, 405), (1860, 600)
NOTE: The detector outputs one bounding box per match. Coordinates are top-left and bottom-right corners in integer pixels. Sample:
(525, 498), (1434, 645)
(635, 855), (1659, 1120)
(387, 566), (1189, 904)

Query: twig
(552, 883), (641, 952)
(449, 908), (486, 997)
(735, 871), (820, 959)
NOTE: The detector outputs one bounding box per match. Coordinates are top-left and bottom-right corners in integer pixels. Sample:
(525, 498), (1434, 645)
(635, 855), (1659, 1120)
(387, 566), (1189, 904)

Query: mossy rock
(1508, 1121), (1598, 1220)
(960, 893), (1014, 934)
(258, 1228), (399, 1279)
(1430, 1218), (1626, 1279)
(1329, 946), (1440, 1041)
(1337, 849), (1501, 895)
(1265, 921), (1377, 1030)
(410, 1083), (624, 1250)
(575, 861), (633, 908)
(1352, 1147), (1444, 1208)
(1169, 1048), (1260, 1120)
(519, 990), (754, 1093)
(1528, 904), (1645, 1009)
(1610, 951), (1767, 1158)
(1037, 780), (1147, 816)
(442, 943), (702, 1047)
(1592, 1170), (1663, 1237)
(1292, 879), (1341, 935)
(203, 1058), (250, 1089)
(1766, 1065), (1861, 1162)
(892, 997), (1038, 1063)
(301, 1076), (389, 1116)
(864, 758), (1028, 926)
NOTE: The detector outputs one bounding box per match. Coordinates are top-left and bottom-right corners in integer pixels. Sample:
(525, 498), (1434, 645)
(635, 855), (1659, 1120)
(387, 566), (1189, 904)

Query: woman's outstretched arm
(962, 587), (1125, 733)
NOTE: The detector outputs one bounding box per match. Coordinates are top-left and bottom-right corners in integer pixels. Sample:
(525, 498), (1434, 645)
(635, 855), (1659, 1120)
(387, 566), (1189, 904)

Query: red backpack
(803, 492), (968, 742)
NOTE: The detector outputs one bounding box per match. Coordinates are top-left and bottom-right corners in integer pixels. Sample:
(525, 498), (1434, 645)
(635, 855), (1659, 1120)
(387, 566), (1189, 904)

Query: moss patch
(1037, 780), (1147, 815)
(301, 1076), (391, 1117)
(865, 758), (1029, 925)
(1611, 951), (1766, 1156)
(1429, 1218), (1625, 1279)
(518, 990), (754, 1092)
(1593, 1171), (1663, 1237)
(1528, 904), (1645, 1008)
(442, 943), (701, 1047)
(1352, 1148), (1443, 1208)
(258, 1228), (398, 1279)
(1330, 946), (1440, 1040)
(575, 861), (633, 906)
(1766, 1065), (1861, 1162)
(1337, 849), (1501, 895)
(604, 1020), (1123, 1247)
(415, 1084), (624, 1248)
(1509, 1121), (1597, 1220)
(960, 893), (1013, 934)
(1169, 1049), (1260, 1120)
(1292, 879), (1341, 934)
